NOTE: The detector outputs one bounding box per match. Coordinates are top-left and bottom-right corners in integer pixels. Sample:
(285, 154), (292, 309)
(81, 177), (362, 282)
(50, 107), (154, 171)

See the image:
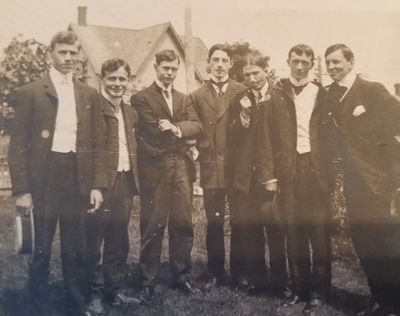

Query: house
(69, 8), (209, 94)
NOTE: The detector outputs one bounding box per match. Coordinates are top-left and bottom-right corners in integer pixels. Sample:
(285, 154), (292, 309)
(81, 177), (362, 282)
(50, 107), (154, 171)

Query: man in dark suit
(8, 31), (106, 316)
(321, 44), (400, 315)
(131, 49), (202, 301)
(188, 44), (246, 288)
(263, 45), (331, 314)
(228, 51), (286, 295)
(85, 58), (140, 311)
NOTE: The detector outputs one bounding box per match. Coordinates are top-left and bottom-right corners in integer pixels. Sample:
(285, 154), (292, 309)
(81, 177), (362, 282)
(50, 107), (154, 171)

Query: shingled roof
(69, 22), (208, 81)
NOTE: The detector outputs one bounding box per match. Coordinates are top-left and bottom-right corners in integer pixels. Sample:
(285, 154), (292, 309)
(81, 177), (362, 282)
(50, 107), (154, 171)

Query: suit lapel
(74, 79), (86, 128)
(42, 74), (58, 102)
(150, 82), (173, 118)
(339, 76), (361, 117)
(172, 89), (183, 118)
(202, 81), (220, 114)
(216, 80), (237, 120)
(101, 96), (117, 120)
(280, 79), (297, 125)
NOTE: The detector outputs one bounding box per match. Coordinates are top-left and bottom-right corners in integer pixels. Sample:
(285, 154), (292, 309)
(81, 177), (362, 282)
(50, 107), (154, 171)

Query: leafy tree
(0, 35), (49, 133)
(227, 41), (277, 84)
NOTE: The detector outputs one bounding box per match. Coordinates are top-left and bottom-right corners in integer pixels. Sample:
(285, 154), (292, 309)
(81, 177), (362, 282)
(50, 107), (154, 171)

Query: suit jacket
(131, 82), (202, 188)
(228, 86), (275, 194)
(189, 79), (245, 189)
(8, 74), (107, 197)
(100, 96), (140, 193)
(320, 76), (400, 194)
(268, 79), (328, 190)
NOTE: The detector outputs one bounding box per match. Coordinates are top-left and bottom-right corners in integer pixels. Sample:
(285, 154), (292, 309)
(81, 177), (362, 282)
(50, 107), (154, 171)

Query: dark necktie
(328, 82), (347, 121)
(162, 89), (170, 100)
(211, 80), (228, 95)
(290, 82), (308, 95)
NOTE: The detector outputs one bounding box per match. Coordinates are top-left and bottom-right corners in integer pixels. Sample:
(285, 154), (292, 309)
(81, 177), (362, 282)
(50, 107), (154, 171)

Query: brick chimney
(395, 83), (400, 98)
(78, 6), (87, 26)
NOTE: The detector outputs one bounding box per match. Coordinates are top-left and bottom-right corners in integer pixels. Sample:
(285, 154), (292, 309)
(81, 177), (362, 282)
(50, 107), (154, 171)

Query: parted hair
(208, 43), (232, 60)
(324, 44), (354, 61)
(155, 49), (180, 65)
(241, 51), (269, 70)
(101, 58), (131, 78)
(50, 31), (80, 51)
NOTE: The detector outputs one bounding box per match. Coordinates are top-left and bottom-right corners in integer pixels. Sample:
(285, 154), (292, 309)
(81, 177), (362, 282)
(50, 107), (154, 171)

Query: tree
(227, 41), (278, 85)
(0, 35), (49, 134)
(0, 34), (88, 134)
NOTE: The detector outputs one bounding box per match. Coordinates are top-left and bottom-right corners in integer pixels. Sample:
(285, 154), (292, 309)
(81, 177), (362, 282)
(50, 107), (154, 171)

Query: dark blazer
(131, 82), (202, 188)
(268, 79), (328, 190)
(8, 74), (107, 197)
(228, 86), (275, 194)
(320, 76), (400, 194)
(100, 96), (140, 193)
(189, 79), (245, 189)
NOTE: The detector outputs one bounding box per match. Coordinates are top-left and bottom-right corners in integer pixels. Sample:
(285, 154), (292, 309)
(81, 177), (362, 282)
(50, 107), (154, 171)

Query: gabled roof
(69, 22), (208, 81)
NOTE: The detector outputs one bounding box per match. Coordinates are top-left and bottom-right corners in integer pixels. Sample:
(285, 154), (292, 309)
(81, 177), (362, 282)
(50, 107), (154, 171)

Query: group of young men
(8, 30), (400, 316)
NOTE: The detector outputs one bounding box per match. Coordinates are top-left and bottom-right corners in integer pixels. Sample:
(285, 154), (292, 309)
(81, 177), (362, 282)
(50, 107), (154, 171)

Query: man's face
(154, 59), (179, 87)
(102, 66), (129, 99)
(208, 50), (232, 80)
(243, 65), (267, 91)
(287, 52), (313, 80)
(50, 42), (80, 75)
(325, 49), (354, 82)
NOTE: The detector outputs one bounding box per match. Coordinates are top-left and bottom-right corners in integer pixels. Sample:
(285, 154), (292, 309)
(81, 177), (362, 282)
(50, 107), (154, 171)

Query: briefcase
(15, 206), (35, 255)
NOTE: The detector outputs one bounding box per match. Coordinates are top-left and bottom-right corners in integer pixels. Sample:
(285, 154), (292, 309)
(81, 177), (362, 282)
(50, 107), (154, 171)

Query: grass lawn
(0, 189), (372, 316)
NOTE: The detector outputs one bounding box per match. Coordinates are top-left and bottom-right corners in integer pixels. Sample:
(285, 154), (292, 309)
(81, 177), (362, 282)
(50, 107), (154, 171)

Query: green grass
(0, 190), (372, 316)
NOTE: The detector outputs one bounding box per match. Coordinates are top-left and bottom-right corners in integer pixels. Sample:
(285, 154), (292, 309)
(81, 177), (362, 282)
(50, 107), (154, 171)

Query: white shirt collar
(101, 87), (122, 110)
(338, 72), (356, 90)
(49, 67), (73, 85)
(253, 80), (269, 98)
(210, 74), (229, 83)
(289, 76), (310, 87)
(155, 78), (172, 92)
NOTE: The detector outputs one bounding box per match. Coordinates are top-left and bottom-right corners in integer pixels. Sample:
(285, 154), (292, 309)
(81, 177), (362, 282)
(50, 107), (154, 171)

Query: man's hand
(88, 189), (103, 214)
(15, 193), (33, 210)
(264, 180), (278, 192)
(158, 119), (178, 134)
(390, 189), (400, 218)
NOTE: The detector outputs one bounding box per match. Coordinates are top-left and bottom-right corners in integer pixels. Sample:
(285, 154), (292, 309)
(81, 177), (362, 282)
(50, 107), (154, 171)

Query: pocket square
(353, 105), (366, 117)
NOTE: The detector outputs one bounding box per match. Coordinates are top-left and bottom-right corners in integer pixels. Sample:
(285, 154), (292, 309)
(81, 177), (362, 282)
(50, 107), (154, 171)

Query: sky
(0, 0), (400, 92)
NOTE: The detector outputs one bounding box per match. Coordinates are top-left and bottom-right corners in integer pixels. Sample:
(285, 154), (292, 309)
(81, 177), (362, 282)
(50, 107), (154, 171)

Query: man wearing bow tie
(259, 44), (332, 314)
(8, 31), (106, 316)
(321, 44), (400, 315)
(188, 44), (246, 289)
(131, 49), (202, 301)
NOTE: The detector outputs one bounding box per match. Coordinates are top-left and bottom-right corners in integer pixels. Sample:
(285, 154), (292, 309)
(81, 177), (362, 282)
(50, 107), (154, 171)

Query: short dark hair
(288, 44), (315, 64)
(155, 49), (180, 65)
(101, 58), (131, 78)
(241, 51), (269, 70)
(208, 43), (232, 60)
(324, 44), (354, 61)
(50, 31), (80, 51)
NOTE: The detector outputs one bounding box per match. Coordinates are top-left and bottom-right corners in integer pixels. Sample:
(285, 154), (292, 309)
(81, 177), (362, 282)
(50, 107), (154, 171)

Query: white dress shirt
(291, 77), (319, 154)
(155, 78), (173, 115)
(49, 67), (77, 153)
(337, 72), (356, 101)
(114, 108), (131, 172)
(211, 74), (229, 94)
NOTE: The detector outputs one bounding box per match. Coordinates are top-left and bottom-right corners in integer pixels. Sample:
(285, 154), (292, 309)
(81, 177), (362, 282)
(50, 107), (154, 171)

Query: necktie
(290, 82), (308, 95)
(211, 80), (228, 95)
(162, 89), (170, 100)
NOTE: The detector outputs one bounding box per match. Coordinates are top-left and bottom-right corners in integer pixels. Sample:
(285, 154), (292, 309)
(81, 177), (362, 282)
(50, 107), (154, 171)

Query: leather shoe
(176, 281), (201, 295)
(139, 286), (154, 305)
(282, 294), (301, 307)
(108, 291), (141, 307)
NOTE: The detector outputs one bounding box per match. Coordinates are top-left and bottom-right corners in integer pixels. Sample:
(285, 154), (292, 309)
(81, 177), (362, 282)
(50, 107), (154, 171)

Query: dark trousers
(203, 188), (245, 281)
(288, 152), (331, 301)
(237, 183), (288, 292)
(30, 152), (88, 314)
(343, 165), (400, 311)
(140, 154), (194, 287)
(86, 171), (135, 299)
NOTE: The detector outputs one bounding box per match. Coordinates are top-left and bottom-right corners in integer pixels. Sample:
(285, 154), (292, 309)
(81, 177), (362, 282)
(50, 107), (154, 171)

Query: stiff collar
(337, 72), (356, 90)
(155, 78), (172, 93)
(210, 74), (229, 83)
(289, 76), (310, 87)
(49, 67), (73, 85)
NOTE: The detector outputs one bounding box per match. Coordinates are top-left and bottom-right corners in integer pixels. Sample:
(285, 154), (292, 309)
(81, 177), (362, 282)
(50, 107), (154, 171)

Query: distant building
(69, 8), (209, 94)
